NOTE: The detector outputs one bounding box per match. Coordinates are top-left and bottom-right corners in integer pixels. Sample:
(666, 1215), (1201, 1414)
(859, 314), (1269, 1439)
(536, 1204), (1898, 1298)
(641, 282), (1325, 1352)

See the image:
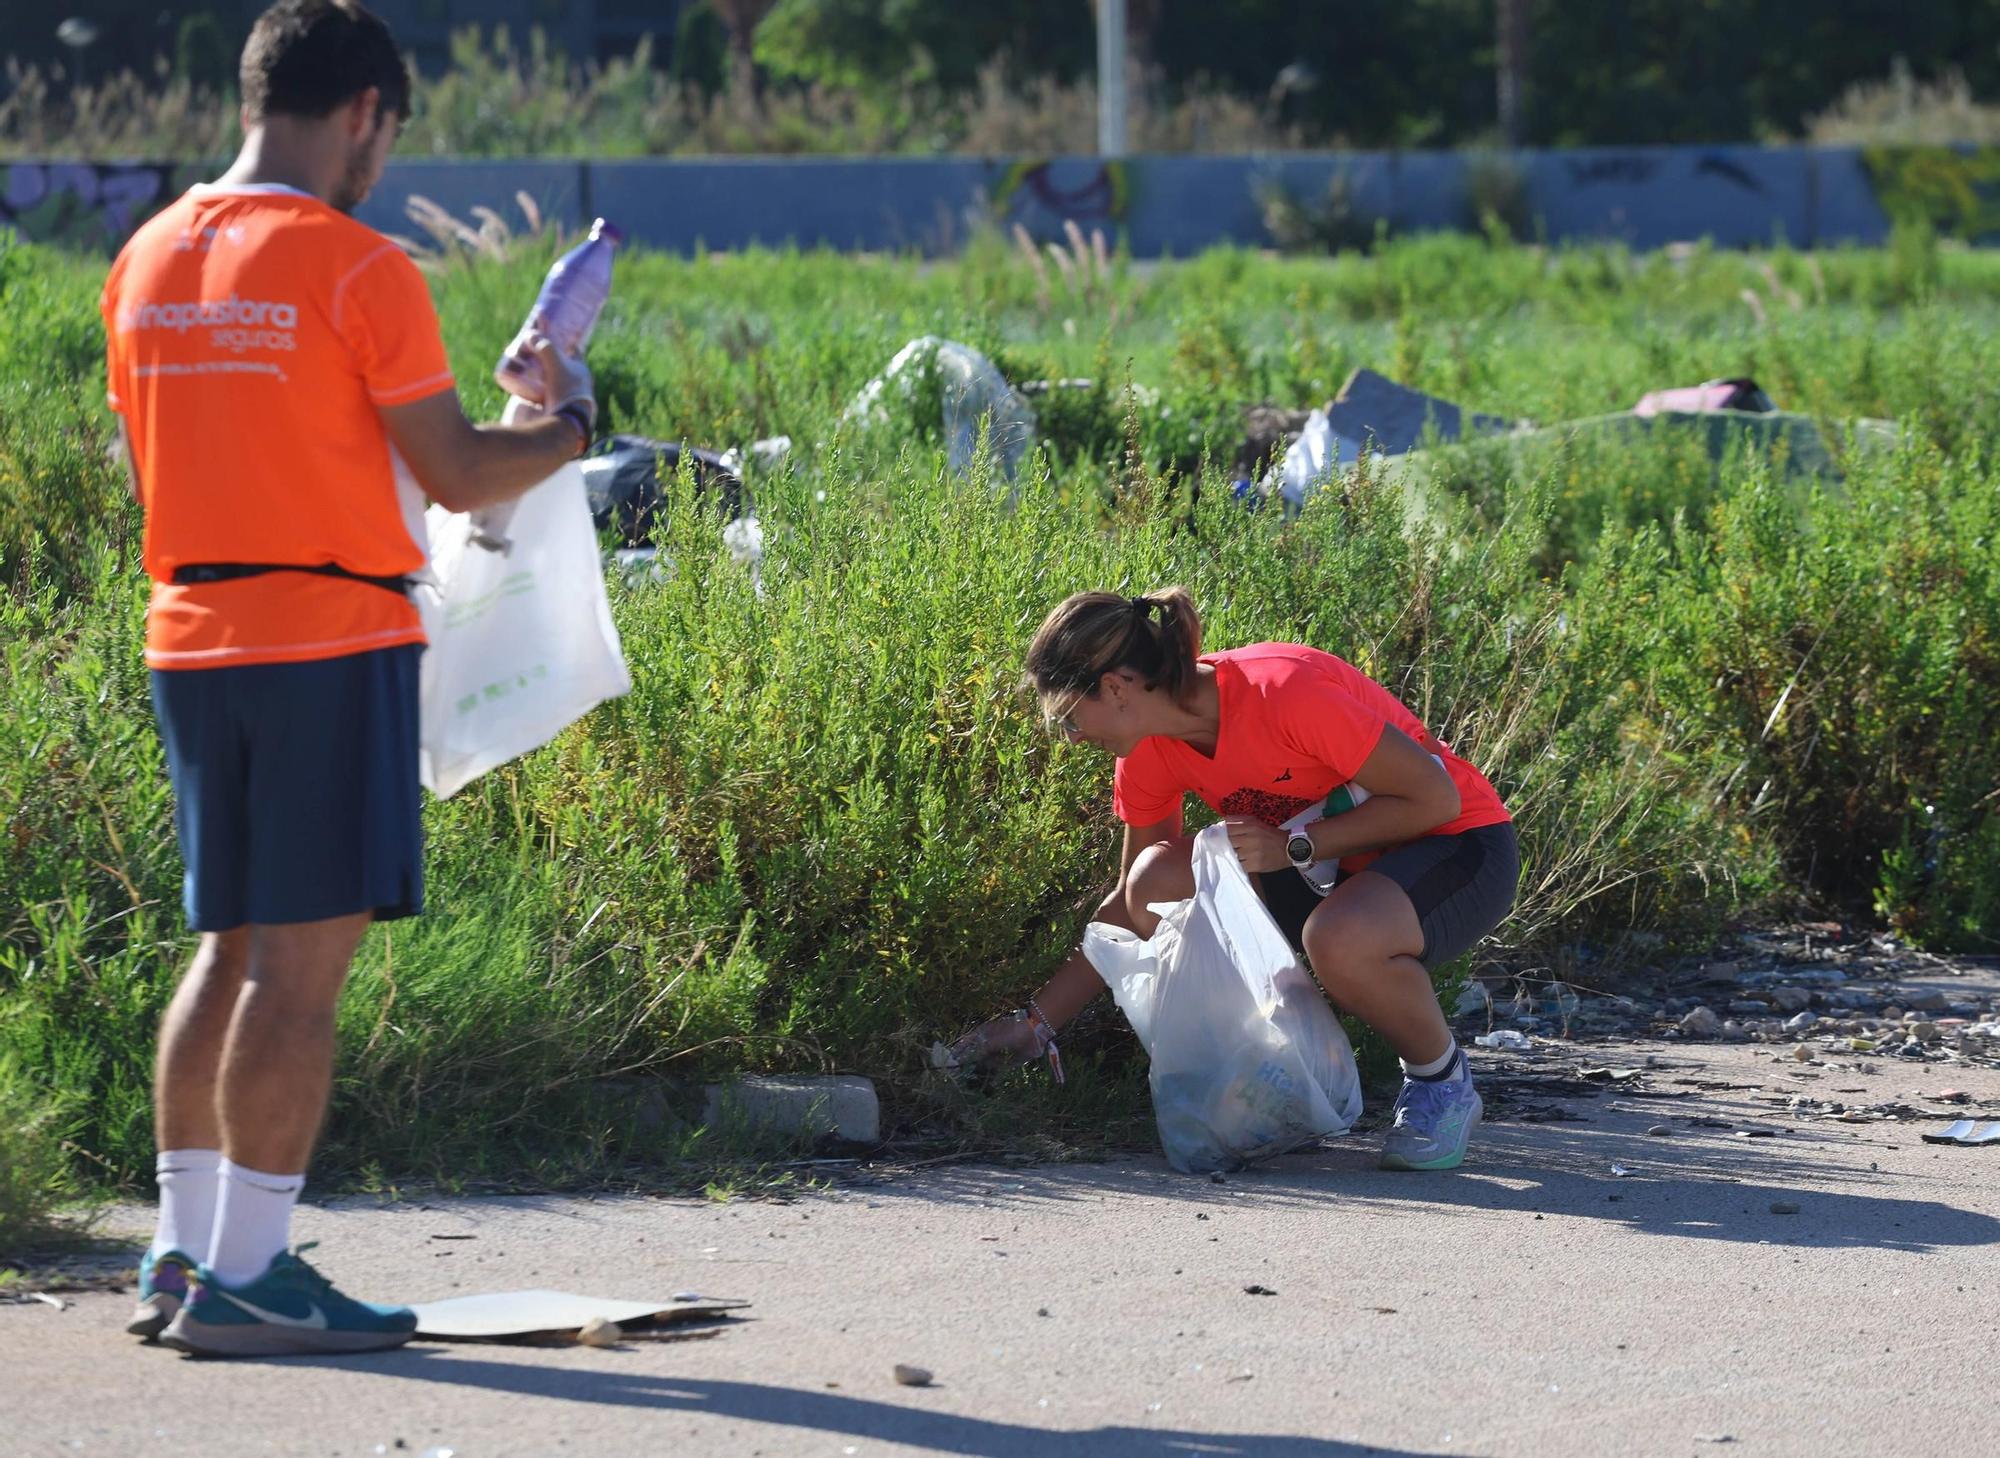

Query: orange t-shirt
(101, 184), (455, 669)
(1113, 644), (1512, 871)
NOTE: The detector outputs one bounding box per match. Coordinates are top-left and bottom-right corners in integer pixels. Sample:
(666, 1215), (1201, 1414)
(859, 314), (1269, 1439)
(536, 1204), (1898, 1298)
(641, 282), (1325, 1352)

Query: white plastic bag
(1269, 406), (1360, 515)
(1083, 823), (1364, 1173)
(843, 335), (1038, 483)
(417, 460), (631, 798)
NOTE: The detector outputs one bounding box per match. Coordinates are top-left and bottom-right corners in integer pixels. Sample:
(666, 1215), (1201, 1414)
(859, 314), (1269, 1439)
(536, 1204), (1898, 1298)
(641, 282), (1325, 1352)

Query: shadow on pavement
(279, 1356), (1452, 1458)
(861, 1118), (2000, 1254)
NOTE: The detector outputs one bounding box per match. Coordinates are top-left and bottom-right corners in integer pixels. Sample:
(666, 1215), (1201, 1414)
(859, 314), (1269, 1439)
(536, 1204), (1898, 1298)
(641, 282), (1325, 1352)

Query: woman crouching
(955, 587), (1519, 1171)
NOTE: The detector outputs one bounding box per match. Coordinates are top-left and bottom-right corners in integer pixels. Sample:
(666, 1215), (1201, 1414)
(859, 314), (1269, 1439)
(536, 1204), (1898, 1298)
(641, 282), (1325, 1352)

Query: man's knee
(243, 914), (372, 1008)
(172, 929), (251, 1011)
(203, 928), (251, 976)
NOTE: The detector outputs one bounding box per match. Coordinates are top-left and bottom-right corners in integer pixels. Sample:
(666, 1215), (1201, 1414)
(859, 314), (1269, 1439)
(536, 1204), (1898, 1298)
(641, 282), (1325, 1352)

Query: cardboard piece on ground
(1323, 367), (1513, 457)
(412, 1289), (750, 1342)
(1920, 1119), (2000, 1147)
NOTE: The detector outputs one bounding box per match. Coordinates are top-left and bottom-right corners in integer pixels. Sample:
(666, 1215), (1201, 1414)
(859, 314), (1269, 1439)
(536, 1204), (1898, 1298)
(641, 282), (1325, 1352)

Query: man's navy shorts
(150, 645), (424, 932)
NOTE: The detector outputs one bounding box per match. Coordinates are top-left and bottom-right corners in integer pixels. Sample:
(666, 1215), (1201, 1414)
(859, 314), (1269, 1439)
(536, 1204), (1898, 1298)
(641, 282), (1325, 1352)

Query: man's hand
(525, 336), (595, 423)
(1223, 816), (1291, 874)
(949, 1013), (1046, 1071)
(381, 345), (594, 514)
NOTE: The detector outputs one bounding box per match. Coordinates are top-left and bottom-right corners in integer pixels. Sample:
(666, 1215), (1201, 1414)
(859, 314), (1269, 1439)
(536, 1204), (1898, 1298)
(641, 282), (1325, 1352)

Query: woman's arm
(951, 811), (1181, 1067)
(1224, 723), (1460, 872)
(1028, 813), (1182, 1027)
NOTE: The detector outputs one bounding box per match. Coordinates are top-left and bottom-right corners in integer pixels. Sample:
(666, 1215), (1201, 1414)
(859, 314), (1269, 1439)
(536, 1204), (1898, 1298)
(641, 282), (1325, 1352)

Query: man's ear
(343, 86), (383, 138)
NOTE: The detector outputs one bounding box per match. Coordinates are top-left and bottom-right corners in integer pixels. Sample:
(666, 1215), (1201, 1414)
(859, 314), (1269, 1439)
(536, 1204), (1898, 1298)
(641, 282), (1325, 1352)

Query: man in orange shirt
(103, 0), (597, 1356)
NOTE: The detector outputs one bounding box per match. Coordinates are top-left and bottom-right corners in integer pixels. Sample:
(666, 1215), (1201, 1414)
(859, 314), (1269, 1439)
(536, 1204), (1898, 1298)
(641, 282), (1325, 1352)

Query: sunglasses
(1049, 689), (1086, 736)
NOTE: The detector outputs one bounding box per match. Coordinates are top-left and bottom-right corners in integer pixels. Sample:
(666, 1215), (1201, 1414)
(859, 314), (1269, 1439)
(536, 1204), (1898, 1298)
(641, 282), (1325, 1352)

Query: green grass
(4, 220), (1999, 1246)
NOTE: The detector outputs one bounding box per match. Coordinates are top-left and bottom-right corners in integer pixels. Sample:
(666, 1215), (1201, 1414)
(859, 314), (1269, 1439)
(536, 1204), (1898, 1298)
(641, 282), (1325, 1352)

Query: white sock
(152, 1148), (222, 1264)
(208, 1160), (305, 1286)
(1402, 1039), (1464, 1081)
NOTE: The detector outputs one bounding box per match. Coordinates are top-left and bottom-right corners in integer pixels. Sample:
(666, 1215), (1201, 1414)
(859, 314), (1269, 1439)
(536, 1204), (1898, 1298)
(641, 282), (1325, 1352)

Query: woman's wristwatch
(1286, 829), (1316, 868)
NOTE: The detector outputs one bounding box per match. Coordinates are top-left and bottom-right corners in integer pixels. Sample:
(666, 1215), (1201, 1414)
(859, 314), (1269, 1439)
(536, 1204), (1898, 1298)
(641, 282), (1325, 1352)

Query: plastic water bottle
(493, 217), (622, 402)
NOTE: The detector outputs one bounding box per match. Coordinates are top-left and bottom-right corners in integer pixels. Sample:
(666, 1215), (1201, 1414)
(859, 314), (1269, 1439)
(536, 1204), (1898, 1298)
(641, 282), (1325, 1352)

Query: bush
(5, 226), (1999, 1202)
(0, 1051), (78, 1259)
(1589, 443), (2000, 948)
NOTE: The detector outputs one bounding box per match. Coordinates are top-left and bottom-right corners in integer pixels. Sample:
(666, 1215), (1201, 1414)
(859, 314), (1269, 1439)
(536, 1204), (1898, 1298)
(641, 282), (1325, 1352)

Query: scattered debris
(1325, 367), (1516, 457)
(844, 336), (1037, 484)
(1769, 1201), (1802, 1215)
(576, 1316), (621, 1348)
(1646, 1125), (1673, 1136)
(893, 1364), (935, 1387)
(1632, 378), (1772, 416)
(1242, 1285), (1278, 1297)
(1475, 1030), (1533, 1051)
(1679, 1007), (1724, 1038)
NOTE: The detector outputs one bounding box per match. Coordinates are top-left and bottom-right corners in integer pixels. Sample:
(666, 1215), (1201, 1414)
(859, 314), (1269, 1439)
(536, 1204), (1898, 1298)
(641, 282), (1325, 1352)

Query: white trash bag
(1083, 822), (1364, 1174)
(1265, 406), (1361, 516)
(418, 458), (631, 798)
(843, 335), (1037, 483)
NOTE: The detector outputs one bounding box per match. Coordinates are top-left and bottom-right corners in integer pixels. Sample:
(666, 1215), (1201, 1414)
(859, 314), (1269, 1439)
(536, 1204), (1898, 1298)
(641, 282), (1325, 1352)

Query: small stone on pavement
(893, 1364), (934, 1387)
(1680, 1006), (1723, 1038)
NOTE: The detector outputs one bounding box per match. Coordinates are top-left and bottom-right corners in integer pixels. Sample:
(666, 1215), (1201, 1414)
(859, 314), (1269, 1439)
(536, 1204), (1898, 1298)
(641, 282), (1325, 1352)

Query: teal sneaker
(126, 1248), (194, 1339)
(160, 1244), (417, 1357)
(1379, 1064), (1483, 1171)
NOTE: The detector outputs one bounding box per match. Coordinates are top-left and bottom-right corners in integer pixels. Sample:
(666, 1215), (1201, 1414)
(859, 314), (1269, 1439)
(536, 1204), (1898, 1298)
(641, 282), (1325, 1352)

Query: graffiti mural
(1, 161), (193, 249)
(993, 159), (1130, 243)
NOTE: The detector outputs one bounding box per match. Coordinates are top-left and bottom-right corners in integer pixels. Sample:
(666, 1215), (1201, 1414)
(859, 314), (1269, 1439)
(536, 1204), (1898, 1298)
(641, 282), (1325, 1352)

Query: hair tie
(1129, 595), (1152, 616)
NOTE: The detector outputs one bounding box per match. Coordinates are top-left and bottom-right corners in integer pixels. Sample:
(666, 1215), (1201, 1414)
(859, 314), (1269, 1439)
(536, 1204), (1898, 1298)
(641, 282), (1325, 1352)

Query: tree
(710, 0), (779, 93)
(1496, 0), (1529, 146)
(756, 0), (1094, 95)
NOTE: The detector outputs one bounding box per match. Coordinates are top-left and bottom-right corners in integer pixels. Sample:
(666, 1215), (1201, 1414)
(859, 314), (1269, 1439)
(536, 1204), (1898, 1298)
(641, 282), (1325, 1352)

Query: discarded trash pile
(843, 335), (1038, 484)
(1245, 367), (1897, 514)
(1457, 925), (2000, 1067)
(1451, 925), (2000, 1143)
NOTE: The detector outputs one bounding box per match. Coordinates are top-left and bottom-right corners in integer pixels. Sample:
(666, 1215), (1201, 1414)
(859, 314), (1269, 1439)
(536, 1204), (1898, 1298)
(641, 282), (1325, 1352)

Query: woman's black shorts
(1257, 821), (1520, 971)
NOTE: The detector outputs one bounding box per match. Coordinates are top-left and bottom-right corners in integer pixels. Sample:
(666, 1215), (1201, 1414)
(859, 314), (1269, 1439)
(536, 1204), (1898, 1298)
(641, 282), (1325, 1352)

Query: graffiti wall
(1, 161), (197, 249)
(1, 147), (1959, 258)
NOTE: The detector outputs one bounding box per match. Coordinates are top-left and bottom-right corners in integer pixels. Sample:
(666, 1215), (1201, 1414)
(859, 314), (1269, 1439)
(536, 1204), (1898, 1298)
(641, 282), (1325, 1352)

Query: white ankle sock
(152, 1148), (222, 1264)
(208, 1160), (305, 1286)
(1402, 1040), (1464, 1081)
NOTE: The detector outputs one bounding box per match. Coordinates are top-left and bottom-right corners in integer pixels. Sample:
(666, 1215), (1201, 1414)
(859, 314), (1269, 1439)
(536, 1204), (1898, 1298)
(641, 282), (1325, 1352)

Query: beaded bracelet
(1023, 997), (1066, 1085)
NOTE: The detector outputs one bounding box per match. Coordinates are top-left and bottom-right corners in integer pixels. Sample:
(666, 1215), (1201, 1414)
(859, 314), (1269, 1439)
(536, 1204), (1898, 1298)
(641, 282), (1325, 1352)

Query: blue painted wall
(8, 146), (1901, 256)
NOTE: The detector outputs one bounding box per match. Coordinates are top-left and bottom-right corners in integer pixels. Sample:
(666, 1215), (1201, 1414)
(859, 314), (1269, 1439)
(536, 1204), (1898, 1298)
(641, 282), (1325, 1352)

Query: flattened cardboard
(411, 1288), (749, 1341)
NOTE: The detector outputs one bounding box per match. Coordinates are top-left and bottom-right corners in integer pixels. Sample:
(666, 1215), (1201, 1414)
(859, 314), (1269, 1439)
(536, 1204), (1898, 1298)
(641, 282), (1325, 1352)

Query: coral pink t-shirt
(1113, 643), (1511, 871)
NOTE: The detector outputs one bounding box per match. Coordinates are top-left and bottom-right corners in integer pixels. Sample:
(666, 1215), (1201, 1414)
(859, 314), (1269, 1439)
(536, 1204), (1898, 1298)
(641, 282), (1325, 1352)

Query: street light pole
(1097, 0), (1127, 158)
